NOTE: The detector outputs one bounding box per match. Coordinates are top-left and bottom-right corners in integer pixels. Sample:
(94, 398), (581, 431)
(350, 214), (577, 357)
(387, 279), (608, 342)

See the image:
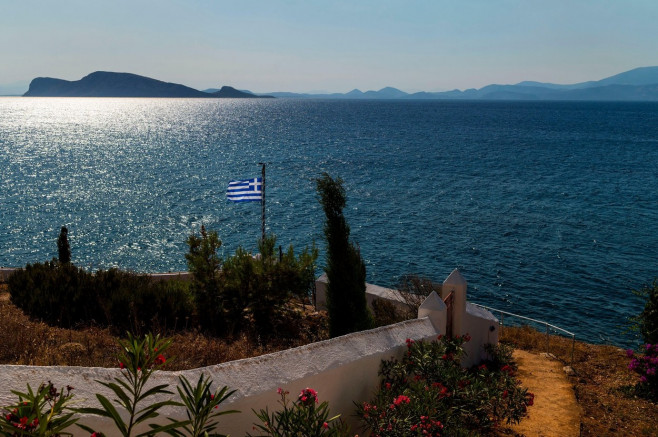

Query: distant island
(23, 71), (274, 98)
(19, 67), (658, 100)
(267, 66), (658, 101)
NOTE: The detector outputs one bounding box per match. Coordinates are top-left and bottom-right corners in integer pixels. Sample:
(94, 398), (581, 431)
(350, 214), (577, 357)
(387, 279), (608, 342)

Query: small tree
(185, 225), (223, 334)
(316, 173), (372, 337)
(57, 226), (71, 264)
(630, 279), (658, 345)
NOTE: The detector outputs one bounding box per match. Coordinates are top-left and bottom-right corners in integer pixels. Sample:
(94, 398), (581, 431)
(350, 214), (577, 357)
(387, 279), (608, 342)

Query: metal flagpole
(258, 162), (265, 242)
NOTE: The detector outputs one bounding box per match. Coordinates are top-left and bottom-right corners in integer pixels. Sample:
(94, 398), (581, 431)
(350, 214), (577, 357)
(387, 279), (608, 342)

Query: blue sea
(1, 97), (657, 347)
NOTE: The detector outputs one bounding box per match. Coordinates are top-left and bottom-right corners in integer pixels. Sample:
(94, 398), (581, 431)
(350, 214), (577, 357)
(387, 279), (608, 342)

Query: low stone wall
(0, 318), (439, 437)
(0, 268), (191, 284)
(0, 268), (17, 283)
(315, 272), (411, 313)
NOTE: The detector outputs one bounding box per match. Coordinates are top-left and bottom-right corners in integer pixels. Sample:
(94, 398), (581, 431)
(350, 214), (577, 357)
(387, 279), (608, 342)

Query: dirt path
(500, 350), (582, 437)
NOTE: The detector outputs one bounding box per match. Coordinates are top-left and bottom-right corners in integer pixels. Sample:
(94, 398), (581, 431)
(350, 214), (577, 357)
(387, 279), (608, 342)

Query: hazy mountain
(23, 72), (273, 98)
(24, 71), (208, 97)
(267, 67), (658, 101)
(208, 86), (272, 98)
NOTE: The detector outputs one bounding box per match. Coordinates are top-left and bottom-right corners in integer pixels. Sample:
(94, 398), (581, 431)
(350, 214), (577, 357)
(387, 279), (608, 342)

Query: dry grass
(501, 325), (658, 436)
(0, 284), (328, 370)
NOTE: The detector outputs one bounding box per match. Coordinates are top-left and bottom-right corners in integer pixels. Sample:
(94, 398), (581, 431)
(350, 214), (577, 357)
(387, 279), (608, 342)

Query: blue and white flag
(226, 177), (263, 202)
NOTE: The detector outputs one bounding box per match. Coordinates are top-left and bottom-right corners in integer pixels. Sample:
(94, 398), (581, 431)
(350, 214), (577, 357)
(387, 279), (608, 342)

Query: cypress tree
(316, 173), (372, 337)
(57, 226), (71, 264)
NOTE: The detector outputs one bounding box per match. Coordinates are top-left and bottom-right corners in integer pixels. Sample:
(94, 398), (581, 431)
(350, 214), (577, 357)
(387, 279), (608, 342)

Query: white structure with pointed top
(442, 268), (468, 337)
(417, 290), (447, 333)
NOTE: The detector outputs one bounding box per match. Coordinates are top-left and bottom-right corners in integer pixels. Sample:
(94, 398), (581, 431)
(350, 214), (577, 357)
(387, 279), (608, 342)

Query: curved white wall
(0, 318), (439, 436)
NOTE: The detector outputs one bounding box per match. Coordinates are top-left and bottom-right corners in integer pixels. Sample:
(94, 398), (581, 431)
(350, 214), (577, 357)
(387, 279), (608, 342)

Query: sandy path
(500, 350), (582, 437)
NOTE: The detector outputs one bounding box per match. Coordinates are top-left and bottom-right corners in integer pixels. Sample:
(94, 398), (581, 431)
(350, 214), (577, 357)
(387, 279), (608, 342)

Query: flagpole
(258, 162), (266, 242)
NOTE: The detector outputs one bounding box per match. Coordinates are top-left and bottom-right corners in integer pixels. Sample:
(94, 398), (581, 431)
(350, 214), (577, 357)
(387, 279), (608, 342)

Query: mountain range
(16, 67), (658, 100)
(268, 67), (658, 101)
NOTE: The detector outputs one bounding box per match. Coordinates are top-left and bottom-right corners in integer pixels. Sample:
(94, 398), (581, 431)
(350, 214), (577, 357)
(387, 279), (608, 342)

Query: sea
(1, 97), (657, 347)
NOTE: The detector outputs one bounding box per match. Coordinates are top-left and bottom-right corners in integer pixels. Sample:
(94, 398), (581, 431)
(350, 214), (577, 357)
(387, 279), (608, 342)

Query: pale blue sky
(1, 0), (657, 93)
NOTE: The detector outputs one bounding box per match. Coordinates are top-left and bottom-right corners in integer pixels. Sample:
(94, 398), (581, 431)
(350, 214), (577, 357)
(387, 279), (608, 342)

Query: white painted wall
(463, 302), (500, 367)
(0, 319), (439, 437)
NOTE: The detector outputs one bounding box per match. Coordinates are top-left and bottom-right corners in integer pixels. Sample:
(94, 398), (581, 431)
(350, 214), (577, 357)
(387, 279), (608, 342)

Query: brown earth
(498, 350), (581, 437)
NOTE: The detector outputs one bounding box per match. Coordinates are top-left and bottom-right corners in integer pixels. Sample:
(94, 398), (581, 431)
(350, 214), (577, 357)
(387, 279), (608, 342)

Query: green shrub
(165, 374), (238, 437)
(9, 263), (193, 335)
(356, 335), (533, 436)
(8, 261), (98, 327)
(77, 333), (184, 437)
(0, 382), (78, 436)
(185, 226), (225, 335)
(249, 387), (349, 437)
(630, 279), (658, 345)
(186, 228), (318, 337)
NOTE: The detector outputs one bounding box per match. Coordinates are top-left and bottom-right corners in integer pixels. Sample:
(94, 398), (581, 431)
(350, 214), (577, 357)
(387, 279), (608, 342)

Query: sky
(1, 0), (657, 94)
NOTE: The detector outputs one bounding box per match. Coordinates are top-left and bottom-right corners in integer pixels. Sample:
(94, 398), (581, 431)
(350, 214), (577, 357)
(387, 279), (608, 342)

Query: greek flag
(227, 177), (262, 202)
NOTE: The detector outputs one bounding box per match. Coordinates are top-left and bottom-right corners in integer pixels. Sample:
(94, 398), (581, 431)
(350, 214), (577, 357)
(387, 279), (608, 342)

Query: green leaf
(97, 394), (128, 436)
(136, 383), (174, 402)
(139, 419), (190, 437)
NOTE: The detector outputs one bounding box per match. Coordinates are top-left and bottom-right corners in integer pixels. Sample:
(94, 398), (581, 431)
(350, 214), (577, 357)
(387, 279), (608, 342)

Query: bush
(77, 332), (183, 437)
(630, 279), (658, 345)
(626, 345), (658, 400)
(9, 262), (193, 335)
(356, 335), (533, 436)
(0, 382), (78, 436)
(249, 387), (349, 437)
(186, 229), (318, 337)
(8, 261), (98, 327)
(316, 173), (372, 337)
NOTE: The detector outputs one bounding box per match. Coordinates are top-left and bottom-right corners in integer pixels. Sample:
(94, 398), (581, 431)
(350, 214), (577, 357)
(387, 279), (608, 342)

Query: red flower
(119, 362), (125, 370)
(154, 354), (166, 365)
(20, 417), (28, 425)
(298, 388), (318, 406)
(393, 395), (410, 406)
(323, 422), (329, 429)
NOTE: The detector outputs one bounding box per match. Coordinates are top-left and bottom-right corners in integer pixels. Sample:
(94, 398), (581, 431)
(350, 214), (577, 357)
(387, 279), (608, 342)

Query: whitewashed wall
(0, 319), (439, 437)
